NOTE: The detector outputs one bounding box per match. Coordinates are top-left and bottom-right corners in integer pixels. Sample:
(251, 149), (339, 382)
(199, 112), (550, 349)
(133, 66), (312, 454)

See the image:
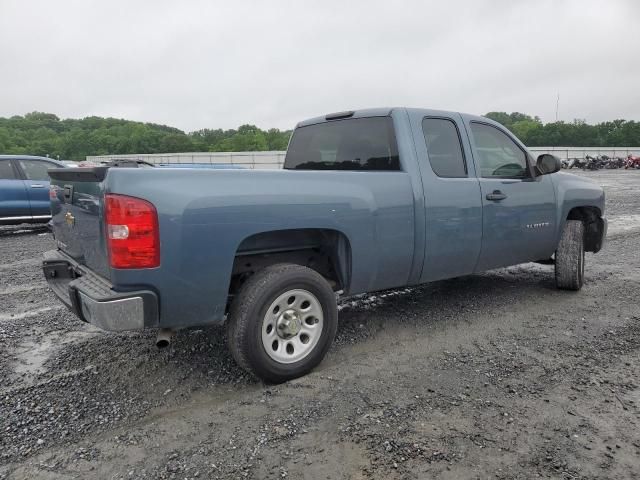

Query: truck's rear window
(284, 117), (400, 171)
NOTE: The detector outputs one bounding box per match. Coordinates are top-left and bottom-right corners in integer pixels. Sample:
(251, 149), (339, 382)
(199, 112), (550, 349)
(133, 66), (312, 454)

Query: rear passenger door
(0, 159), (31, 219)
(465, 120), (557, 270)
(15, 158), (57, 218)
(409, 112), (483, 282)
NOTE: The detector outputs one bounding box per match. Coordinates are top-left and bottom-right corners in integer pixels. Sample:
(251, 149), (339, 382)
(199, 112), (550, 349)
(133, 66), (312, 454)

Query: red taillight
(105, 194), (160, 269)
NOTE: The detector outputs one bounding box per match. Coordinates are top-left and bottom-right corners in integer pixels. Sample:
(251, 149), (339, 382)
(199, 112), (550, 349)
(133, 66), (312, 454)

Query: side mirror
(536, 154), (562, 175)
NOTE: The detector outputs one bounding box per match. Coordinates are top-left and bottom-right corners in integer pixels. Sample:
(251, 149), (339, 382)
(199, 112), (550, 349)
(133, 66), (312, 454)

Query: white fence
(86, 151), (285, 170)
(528, 147), (640, 160)
(88, 146), (640, 169)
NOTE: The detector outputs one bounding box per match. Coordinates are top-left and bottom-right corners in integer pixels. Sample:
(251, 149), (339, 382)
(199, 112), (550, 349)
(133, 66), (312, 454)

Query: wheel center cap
(277, 309), (301, 339)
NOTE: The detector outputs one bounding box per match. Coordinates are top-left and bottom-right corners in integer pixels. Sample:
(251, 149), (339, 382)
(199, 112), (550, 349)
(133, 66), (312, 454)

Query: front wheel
(555, 220), (585, 290)
(226, 264), (338, 383)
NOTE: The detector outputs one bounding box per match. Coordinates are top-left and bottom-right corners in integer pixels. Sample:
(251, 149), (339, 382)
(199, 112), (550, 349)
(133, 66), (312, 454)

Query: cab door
(464, 120), (557, 271)
(0, 159), (31, 220)
(409, 111), (483, 282)
(14, 158), (57, 218)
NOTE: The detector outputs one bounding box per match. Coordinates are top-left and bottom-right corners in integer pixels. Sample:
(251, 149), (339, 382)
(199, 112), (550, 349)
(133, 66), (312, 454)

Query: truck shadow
(333, 266), (558, 344)
(47, 264), (559, 393)
(3, 265), (564, 459)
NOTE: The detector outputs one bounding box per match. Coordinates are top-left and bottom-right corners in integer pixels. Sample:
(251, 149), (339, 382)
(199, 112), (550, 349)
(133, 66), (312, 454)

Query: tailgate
(48, 167), (110, 278)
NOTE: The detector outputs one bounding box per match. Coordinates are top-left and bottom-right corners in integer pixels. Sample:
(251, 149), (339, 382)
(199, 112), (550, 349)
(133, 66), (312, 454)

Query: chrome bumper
(42, 250), (158, 331)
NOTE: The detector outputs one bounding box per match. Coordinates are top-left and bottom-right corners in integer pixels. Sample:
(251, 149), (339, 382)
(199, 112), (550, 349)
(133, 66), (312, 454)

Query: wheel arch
(229, 228), (353, 299)
(565, 206), (605, 253)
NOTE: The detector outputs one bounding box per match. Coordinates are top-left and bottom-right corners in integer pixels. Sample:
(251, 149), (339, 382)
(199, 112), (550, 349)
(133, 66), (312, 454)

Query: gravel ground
(0, 169), (639, 479)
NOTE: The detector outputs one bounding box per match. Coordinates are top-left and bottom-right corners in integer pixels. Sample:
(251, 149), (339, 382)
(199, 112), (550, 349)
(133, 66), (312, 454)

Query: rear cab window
(284, 117), (400, 171)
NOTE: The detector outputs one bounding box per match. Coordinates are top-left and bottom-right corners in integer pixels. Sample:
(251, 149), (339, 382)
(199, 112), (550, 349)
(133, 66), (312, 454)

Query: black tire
(226, 263), (338, 383)
(555, 220), (585, 290)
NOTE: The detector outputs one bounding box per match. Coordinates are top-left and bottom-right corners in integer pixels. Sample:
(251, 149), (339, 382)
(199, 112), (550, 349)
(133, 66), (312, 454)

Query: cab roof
(296, 107), (494, 128)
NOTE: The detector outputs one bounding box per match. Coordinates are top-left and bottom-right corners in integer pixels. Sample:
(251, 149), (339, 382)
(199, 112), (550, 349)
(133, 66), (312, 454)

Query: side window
(470, 122), (528, 178)
(422, 118), (467, 177)
(17, 160), (54, 181)
(0, 160), (17, 180)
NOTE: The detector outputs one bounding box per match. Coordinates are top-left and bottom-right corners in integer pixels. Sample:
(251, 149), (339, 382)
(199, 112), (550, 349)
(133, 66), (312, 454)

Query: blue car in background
(0, 155), (67, 224)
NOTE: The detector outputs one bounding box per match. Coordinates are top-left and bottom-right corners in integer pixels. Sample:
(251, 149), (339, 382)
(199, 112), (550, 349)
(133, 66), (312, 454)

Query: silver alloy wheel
(261, 289), (324, 364)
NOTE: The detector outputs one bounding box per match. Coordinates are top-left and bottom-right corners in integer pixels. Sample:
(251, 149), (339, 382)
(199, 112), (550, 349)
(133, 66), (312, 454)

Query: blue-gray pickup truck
(43, 108), (606, 382)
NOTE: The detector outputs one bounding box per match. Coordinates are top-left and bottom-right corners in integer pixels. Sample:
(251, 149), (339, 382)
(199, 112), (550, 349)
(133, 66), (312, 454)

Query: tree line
(1, 111), (639, 161)
(0, 112), (291, 161)
(484, 112), (640, 148)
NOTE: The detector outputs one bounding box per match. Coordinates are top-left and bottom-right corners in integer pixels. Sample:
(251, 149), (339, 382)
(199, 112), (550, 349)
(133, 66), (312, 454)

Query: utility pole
(555, 92), (560, 122)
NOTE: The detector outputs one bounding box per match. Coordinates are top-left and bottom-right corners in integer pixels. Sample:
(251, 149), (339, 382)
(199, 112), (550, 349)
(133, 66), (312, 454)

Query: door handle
(486, 190), (507, 201)
(30, 184), (45, 188)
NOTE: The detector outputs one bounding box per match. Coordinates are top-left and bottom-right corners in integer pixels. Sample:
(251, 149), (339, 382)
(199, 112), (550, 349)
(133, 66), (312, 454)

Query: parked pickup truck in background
(43, 108), (607, 382)
(0, 155), (67, 224)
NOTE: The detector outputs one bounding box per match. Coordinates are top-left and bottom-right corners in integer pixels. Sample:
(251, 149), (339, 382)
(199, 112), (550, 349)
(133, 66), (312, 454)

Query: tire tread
(555, 220), (585, 290)
(226, 263), (337, 382)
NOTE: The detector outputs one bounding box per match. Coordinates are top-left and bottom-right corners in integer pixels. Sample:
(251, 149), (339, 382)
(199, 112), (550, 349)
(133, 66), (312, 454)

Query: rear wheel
(555, 220), (585, 290)
(226, 263), (338, 383)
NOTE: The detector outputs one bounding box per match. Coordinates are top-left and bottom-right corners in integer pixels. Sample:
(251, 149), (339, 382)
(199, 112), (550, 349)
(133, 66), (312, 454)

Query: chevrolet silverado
(43, 108), (607, 382)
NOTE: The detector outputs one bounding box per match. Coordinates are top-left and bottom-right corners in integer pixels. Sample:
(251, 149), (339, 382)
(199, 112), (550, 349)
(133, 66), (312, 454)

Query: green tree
(1, 110), (636, 160)
(484, 112), (513, 128)
(509, 119), (542, 144)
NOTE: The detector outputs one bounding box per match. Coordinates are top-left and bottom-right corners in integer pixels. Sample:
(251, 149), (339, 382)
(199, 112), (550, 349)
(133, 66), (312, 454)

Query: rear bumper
(42, 250), (158, 331)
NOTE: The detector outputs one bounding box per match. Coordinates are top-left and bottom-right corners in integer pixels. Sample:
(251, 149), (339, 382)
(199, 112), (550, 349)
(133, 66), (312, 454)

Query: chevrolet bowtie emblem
(65, 211), (75, 227)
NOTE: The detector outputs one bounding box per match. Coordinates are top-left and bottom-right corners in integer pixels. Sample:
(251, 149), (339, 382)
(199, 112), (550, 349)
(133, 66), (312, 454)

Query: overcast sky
(1, 0), (638, 131)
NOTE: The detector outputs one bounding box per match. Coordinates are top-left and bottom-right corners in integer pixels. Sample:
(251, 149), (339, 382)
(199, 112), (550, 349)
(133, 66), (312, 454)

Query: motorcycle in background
(625, 155), (640, 169)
